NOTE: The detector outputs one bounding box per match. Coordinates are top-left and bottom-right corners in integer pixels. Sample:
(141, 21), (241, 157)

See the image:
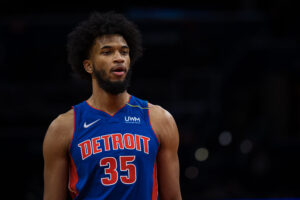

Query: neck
(87, 80), (130, 115)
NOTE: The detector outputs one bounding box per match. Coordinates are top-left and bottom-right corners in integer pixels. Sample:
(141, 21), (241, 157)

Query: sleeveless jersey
(68, 95), (160, 200)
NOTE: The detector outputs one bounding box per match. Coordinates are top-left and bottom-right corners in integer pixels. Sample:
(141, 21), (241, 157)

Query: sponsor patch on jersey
(124, 116), (141, 124)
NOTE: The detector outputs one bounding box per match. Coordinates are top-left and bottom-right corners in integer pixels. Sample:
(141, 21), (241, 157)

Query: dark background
(1, 0), (300, 199)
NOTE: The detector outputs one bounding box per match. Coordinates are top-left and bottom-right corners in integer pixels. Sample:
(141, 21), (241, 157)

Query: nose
(113, 51), (125, 63)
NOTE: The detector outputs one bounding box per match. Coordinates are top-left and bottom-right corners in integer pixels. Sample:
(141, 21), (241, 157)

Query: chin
(110, 77), (126, 82)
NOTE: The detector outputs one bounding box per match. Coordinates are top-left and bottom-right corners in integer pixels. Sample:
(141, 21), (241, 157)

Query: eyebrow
(100, 45), (129, 49)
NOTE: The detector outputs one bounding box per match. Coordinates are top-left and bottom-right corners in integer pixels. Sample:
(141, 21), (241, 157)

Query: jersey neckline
(84, 95), (132, 117)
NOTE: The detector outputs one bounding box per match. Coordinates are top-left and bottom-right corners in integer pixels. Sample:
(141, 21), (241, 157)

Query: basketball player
(43, 11), (182, 200)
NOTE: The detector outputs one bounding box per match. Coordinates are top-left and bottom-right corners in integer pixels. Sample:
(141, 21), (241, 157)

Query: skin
(43, 34), (182, 200)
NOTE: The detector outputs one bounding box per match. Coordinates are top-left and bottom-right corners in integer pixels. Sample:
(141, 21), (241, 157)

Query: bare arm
(43, 110), (74, 200)
(149, 104), (182, 200)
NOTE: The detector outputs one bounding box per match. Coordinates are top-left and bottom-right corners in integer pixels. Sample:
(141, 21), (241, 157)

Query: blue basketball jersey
(69, 95), (160, 200)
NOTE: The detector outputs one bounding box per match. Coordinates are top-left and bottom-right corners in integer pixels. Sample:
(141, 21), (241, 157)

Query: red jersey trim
(152, 160), (158, 200)
(68, 107), (79, 199)
(85, 95), (132, 117)
(147, 101), (160, 146)
(68, 153), (79, 199)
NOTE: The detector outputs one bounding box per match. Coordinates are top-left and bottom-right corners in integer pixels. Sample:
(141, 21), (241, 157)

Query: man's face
(87, 34), (131, 94)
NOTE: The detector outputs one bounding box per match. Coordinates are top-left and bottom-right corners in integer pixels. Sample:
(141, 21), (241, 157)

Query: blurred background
(1, 0), (300, 199)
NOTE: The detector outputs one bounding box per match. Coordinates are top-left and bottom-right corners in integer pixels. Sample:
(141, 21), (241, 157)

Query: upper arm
(43, 110), (74, 200)
(149, 105), (182, 200)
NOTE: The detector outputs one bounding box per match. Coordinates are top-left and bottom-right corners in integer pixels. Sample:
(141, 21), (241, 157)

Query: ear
(83, 60), (93, 74)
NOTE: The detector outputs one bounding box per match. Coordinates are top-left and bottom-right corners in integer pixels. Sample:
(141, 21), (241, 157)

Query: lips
(111, 66), (126, 76)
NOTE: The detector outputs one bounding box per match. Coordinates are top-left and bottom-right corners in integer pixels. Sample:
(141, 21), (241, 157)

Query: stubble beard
(93, 66), (132, 95)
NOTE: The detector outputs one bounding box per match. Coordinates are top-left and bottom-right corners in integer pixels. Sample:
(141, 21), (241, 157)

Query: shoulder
(48, 109), (74, 135)
(148, 103), (174, 123)
(43, 109), (75, 150)
(148, 103), (179, 144)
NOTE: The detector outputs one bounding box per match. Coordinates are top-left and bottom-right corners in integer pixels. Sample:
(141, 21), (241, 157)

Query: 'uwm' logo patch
(124, 116), (141, 124)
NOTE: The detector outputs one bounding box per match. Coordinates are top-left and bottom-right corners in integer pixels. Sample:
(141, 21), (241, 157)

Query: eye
(101, 51), (112, 55)
(121, 51), (129, 55)
(120, 49), (129, 55)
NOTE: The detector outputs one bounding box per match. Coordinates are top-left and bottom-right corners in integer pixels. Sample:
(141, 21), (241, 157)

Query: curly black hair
(67, 11), (143, 80)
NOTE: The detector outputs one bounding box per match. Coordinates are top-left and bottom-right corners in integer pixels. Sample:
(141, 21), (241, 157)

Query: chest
(71, 110), (159, 162)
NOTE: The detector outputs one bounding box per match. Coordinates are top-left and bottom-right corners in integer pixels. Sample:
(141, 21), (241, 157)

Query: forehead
(95, 34), (128, 48)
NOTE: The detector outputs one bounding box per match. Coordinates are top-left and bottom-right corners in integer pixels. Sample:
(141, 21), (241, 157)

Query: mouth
(111, 66), (126, 77)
